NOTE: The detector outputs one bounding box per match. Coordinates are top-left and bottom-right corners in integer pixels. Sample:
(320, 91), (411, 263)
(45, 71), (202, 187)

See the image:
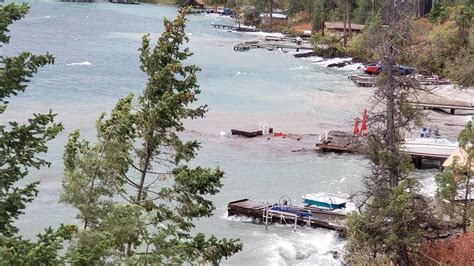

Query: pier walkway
(409, 101), (474, 115)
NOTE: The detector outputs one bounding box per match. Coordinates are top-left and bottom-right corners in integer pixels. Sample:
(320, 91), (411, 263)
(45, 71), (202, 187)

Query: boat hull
(401, 141), (458, 158)
(303, 198), (346, 210)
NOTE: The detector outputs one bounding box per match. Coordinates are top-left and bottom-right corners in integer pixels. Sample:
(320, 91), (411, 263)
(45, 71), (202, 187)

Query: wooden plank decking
(409, 101), (474, 115)
(316, 130), (367, 154)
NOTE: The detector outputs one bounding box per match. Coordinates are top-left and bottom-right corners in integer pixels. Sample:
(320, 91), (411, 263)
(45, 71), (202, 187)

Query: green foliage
(353, 0), (379, 24)
(347, 180), (421, 264)
(415, 21), (463, 76)
(346, 2), (427, 264)
(311, 31), (348, 57)
(436, 119), (474, 233)
(311, 0), (336, 34)
(447, 47), (474, 87)
(0, 3), (70, 264)
(0, 225), (76, 265)
(286, 0), (312, 16)
(61, 11), (242, 264)
(430, 0), (449, 23)
(454, 4), (473, 45)
(0, 3), (28, 45)
(347, 13), (382, 60)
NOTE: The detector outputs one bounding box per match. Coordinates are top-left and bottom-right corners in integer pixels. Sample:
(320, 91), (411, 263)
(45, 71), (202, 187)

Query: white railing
(259, 121), (270, 135)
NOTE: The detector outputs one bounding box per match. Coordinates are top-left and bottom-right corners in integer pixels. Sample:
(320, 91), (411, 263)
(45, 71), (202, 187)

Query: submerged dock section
(231, 121), (273, 138)
(227, 199), (346, 232)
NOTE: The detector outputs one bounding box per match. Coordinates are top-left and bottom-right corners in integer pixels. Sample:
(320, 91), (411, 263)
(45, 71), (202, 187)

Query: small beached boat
(302, 193), (348, 210)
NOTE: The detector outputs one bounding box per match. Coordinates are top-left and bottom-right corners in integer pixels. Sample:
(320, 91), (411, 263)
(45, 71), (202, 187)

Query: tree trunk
(126, 141), (152, 257)
(269, 0), (273, 32)
(348, 0), (352, 40)
(462, 157), (472, 233)
(343, 0), (347, 46)
(384, 0), (398, 188)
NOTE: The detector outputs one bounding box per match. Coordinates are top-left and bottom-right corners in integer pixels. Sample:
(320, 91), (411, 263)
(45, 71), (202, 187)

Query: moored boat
(302, 193), (348, 210)
(401, 137), (458, 158)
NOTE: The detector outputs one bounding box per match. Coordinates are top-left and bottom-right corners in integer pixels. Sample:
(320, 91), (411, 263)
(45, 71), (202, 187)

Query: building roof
(259, 13), (287, 19)
(324, 22), (365, 31)
(443, 147), (474, 172)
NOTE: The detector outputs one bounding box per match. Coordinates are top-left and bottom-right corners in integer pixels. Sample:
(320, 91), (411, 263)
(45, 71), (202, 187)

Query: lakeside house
(181, 0), (205, 9)
(324, 22), (365, 34)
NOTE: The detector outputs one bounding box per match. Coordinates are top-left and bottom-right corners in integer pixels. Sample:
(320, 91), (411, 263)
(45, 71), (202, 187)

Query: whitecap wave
(312, 57), (353, 67)
(266, 230), (345, 265)
(66, 61), (92, 66)
(222, 214), (254, 222)
(300, 56), (325, 63)
(339, 63), (364, 71)
(289, 66), (309, 71)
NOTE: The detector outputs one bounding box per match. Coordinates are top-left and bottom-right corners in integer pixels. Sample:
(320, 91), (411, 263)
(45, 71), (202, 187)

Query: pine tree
(0, 3), (73, 264)
(430, 0), (449, 23)
(346, 0), (427, 264)
(61, 10), (242, 264)
(436, 120), (474, 233)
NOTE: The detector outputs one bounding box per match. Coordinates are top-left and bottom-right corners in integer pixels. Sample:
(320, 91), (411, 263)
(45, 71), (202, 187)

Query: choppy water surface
(0, 1), (431, 264)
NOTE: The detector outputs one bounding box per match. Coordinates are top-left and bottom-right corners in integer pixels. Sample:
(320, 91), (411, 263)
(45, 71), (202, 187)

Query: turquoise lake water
(1, 1), (438, 264)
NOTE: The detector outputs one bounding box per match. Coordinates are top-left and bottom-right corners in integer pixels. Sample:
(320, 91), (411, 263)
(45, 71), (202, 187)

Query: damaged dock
(227, 199), (346, 232)
(231, 122), (273, 137)
(316, 130), (367, 154)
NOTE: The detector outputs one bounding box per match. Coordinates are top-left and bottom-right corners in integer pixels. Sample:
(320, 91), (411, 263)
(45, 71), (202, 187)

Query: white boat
(401, 137), (458, 157)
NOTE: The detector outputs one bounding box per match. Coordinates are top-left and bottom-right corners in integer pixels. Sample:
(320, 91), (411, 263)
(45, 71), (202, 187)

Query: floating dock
(231, 122), (273, 137)
(227, 199), (346, 232)
(316, 131), (367, 154)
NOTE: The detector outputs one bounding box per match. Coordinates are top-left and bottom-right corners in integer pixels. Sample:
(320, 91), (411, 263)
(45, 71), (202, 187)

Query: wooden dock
(348, 75), (377, 87)
(349, 75), (452, 88)
(316, 131), (367, 154)
(409, 101), (474, 115)
(316, 130), (448, 169)
(211, 24), (258, 32)
(233, 39), (314, 52)
(231, 123), (273, 137)
(227, 199), (346, 232)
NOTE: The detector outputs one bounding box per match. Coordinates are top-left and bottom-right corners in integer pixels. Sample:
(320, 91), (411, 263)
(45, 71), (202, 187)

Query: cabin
(181, 0), (205, 9)
(259, 12), (288, 25)
(324, 22), (365, 34)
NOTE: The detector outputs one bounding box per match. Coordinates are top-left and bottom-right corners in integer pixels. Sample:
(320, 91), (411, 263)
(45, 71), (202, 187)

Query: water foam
(66, 61), (92, 66)
(222, 214), (254, 223)
(289, 66), (309, 71)
(266, 230), (345, 265)
(312, 57), (353, 67)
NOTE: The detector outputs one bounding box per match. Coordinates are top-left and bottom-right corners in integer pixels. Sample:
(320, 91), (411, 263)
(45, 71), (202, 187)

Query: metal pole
(265, 209), (268, 230)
